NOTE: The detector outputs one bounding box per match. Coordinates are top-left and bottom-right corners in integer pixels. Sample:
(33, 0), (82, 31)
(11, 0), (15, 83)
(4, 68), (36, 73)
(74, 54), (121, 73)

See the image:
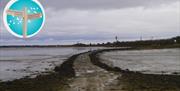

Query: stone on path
(64, 53), (123, 91)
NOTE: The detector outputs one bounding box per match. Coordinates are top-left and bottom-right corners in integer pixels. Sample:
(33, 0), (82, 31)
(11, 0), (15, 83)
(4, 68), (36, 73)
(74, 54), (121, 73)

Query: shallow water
(0, 47), (103, 81)
(100, 48), (180, 75)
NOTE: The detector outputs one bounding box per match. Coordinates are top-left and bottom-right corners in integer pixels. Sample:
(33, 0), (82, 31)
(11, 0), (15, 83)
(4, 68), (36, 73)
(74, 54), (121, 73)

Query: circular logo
(3, 0), (45, 38)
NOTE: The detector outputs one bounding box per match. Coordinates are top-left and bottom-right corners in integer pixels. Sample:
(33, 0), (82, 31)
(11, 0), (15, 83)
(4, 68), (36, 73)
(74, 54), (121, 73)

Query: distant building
(115, 36), (118, 42)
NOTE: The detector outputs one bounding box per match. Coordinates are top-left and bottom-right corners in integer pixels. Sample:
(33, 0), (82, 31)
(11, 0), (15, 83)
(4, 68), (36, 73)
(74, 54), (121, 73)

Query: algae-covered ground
(0, 52), (80, 91)
(0, 73), (69, 91)
(90, 48), (180, 91)
(0, 48), (180, 91)
(118, 72), (180, 91)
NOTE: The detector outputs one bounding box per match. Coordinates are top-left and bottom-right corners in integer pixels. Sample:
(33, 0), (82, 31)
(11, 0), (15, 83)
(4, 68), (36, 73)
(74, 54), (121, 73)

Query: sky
(0, 0), (180, 45)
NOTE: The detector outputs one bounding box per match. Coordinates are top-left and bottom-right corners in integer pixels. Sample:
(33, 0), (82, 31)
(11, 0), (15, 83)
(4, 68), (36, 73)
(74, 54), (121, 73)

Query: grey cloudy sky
(42, 0), (178, 9)
(0, 0), (180, 45)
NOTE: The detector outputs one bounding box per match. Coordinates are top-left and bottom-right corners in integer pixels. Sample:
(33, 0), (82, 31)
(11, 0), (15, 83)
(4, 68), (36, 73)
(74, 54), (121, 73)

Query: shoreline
(0, 47), (180, 91)
(89, 48), (180, 91)
(90, 47), (180, 75)
(0, 51), (85, 91)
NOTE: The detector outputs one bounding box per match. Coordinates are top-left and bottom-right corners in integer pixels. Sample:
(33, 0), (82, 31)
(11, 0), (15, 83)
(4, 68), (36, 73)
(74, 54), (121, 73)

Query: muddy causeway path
(64, 52), (123, 91)
(0, 51), (124, 91)
(63, 49), (180, 91)
(0, 48), (180, 91)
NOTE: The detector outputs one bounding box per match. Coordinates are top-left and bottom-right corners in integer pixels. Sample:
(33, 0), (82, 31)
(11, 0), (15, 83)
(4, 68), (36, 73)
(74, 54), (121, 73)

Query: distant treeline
(0, 36), (180, 48)
(73, 36), (180, 48)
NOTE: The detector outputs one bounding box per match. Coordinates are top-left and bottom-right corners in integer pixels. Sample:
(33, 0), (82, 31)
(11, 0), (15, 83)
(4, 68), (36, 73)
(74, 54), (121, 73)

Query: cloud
(0, 0), (179, 45)
(41, 1), (179, 39)
(42, 0), (179, 10)
(1, 0), (179, 10)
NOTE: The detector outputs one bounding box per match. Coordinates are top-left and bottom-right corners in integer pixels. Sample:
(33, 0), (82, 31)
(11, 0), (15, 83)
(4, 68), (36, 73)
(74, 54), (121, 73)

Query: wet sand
(90, 48), (180, 91)
(0, 48), (180, 91)
(0, 47), (104, 81)
(99, 48), (180, 75)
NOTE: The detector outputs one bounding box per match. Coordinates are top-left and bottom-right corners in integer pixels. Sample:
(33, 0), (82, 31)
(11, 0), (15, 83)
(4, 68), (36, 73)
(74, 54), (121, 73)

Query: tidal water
(100, 48), (180, 75)
(0, 47), (103, 81)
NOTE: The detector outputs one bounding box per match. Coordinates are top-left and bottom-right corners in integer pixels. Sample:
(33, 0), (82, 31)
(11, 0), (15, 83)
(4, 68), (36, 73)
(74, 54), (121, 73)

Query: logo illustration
(3, 0), (45, 38)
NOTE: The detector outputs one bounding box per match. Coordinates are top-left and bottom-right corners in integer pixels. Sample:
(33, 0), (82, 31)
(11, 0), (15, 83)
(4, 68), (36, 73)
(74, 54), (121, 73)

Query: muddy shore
(0, 52), (84, 91)
(0, 48), (180, 91)
(90, 48), (180, 91)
